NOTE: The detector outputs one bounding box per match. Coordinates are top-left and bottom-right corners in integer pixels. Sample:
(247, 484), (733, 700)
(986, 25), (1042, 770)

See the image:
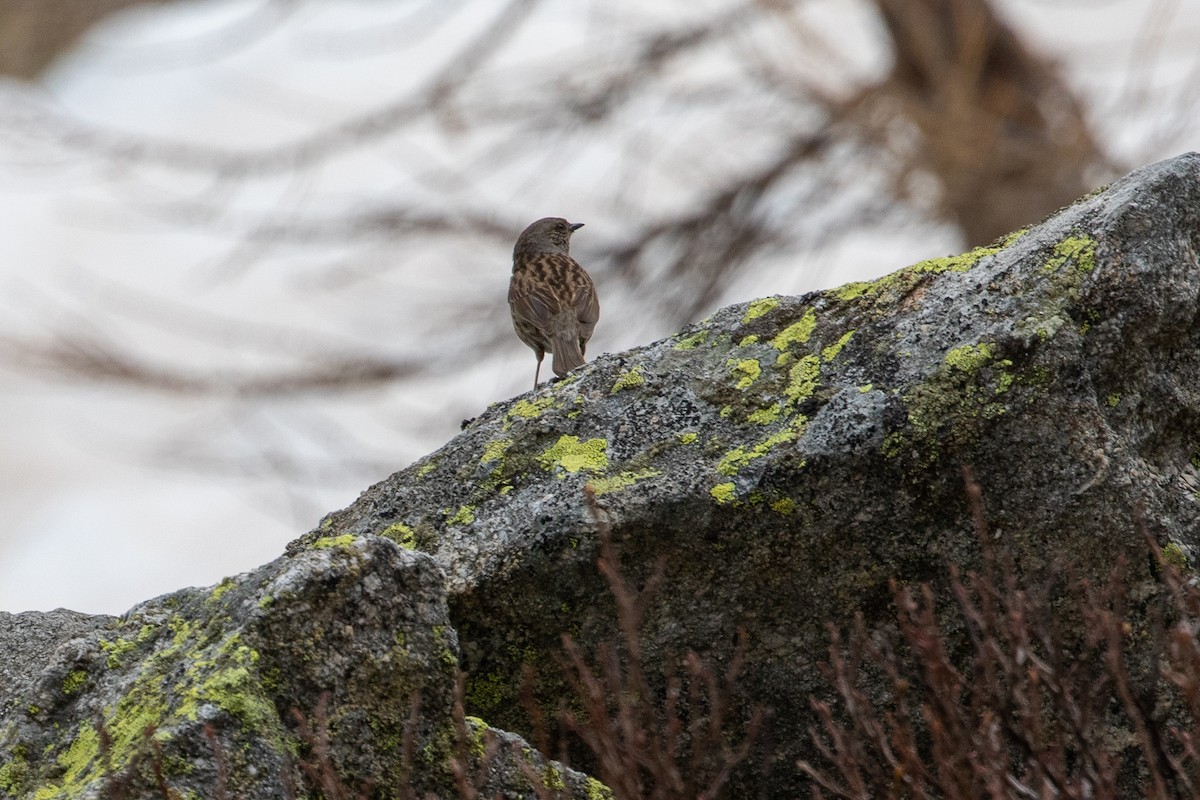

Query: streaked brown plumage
(508, 217), (599, 390)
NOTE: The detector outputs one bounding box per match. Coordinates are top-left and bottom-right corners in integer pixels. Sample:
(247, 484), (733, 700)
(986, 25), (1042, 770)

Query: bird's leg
(533, 354), (543, 391)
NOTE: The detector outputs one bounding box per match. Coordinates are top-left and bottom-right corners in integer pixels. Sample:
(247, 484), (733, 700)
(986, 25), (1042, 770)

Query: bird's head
(513, 217), (584, 259)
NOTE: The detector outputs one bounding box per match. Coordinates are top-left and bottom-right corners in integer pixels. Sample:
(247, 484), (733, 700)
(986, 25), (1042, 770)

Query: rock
(5, 152), (1200, 798)
(0, 536), (602, 799)
(0, 610), (115, 719)
(290, 153), (1200, 794)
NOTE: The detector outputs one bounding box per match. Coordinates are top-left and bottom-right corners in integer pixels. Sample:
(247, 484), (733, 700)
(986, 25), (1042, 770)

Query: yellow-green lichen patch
(858, 383), (874, 393)
(585, 776), (614, 800)
(611, 366), (645, 394)
(466, 673), (508, 713)
(463, 717), (491, 759)
(47, 678), (171, 796)
(481, 438), (513, 464)
(770, 308), (818, 351)
(739, 334), (759, 346)
(730, 359), (761, 390)
(678, 432), (699, 445)
(831, 230), (1027, 306)
(539, 435), (608, 474)
(833, 281), (873, 302)
(381, 522), (418, 549)
(0, 755), (28, 796)
(1163, 542), (1189, 571)
(710, 482), (737, 505)
(311, 534), (356, 550)
(507, 396), (558, 423)
(1106, 393), (1121, 408)
(673, 330), (709, 350)
(62, 670), (88, 696)
(945, 343), (996, 373)
(747, 404), (784, 425)
(588, 469), (661, 496)
(208, 577), (236, 603)
(99, 637), (137, 669)
(446, 506), (476, 526)
(784, 355), (821, 403)
(821, 330), (855, 362)
(416, 461), (437, 477)
(770, 498), (796, 515)
(888, 339), (1013, 463)
(716, 418), (808, 476)
(1042, 234), (1097, 276)
(742, 297), (780, 323)
(177, 637), (272, 724)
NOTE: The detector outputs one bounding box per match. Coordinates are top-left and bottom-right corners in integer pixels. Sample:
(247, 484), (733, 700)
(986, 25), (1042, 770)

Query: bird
(508, 217), (600, 391)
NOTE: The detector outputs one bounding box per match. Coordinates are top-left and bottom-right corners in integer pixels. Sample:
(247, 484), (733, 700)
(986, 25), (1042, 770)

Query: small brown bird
(508, 217), (600, 390)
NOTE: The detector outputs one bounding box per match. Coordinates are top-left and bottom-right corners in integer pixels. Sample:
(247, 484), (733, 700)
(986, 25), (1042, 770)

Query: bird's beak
(569, 222), (585, 232)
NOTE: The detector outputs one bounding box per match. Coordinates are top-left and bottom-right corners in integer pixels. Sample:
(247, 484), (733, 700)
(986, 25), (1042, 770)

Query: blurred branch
(0, 0), (167, 80)
(0, 332), (418, 397)
(866, 0), (1112, 244)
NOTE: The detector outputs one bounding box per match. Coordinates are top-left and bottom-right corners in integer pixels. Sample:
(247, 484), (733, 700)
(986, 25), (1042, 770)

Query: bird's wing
(575, 281), (600, 331)
(508, 277), (559, 327)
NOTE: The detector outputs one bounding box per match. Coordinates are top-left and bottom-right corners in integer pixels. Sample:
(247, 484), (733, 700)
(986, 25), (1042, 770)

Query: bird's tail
(551, 329), (586, 378)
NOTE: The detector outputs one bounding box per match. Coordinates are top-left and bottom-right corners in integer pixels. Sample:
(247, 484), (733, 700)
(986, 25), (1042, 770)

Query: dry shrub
(802, 466), (1200, 799)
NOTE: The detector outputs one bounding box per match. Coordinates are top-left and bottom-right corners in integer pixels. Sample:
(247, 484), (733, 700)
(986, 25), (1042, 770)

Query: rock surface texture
(0, 539), (602, 798)
(3, 153), (1200, 798)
